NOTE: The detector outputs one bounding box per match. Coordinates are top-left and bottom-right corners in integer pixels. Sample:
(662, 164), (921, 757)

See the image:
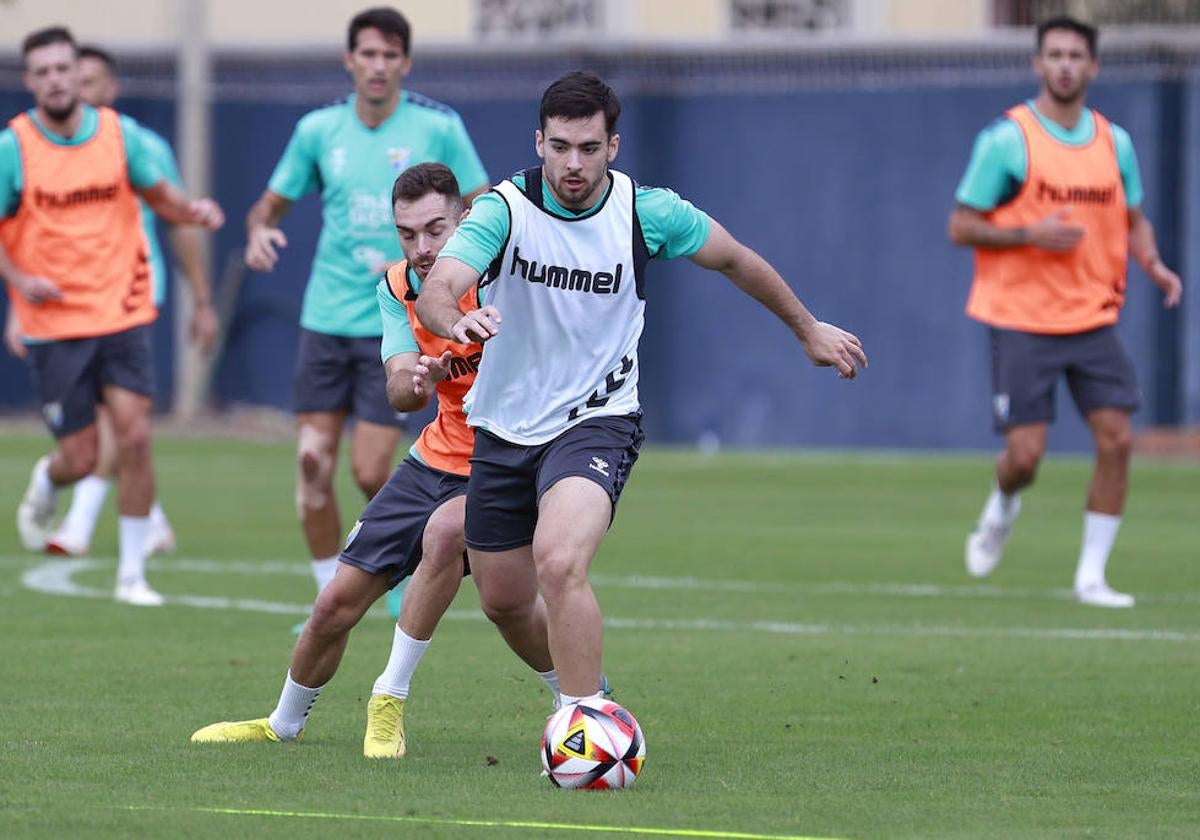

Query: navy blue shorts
(989, 325), (1141, 432)
(465, 413), (645, 552)
(25, 324), (154, 439)
(292, 327), (406, 428)
(339, 456), (469, 588)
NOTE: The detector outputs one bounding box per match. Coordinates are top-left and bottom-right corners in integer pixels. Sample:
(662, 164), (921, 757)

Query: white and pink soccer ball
(541, 697), (646, 790)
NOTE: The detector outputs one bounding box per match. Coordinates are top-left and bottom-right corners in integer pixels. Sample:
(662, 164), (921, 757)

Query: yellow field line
(124, 804), (847, 840)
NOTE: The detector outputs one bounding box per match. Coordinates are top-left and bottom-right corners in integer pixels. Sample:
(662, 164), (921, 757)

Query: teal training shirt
(375, 265), (434, 467)
(139, 127), (185, 306)
(955, 101), (1143, 211)
(268, 92), (489, 337)
(377, 266), (421, 362)
(0, 106), (165, 218)
(440, 171), (712, 283)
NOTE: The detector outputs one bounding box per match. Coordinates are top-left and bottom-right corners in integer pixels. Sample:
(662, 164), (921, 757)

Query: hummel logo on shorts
(589, 457), (610, 477)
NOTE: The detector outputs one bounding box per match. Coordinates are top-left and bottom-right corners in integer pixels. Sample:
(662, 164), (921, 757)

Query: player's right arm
(244, 189), (293, 272)
(0, 129), (61, 305)
(946, 118), (1083, 252)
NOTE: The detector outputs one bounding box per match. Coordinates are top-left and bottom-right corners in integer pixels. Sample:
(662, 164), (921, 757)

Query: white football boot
(1074, 582), (1135, 609)
(17, 456), (58, 552)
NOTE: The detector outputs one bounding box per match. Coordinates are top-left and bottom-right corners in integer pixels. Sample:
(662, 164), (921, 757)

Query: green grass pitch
(1, 432), (1197, 839)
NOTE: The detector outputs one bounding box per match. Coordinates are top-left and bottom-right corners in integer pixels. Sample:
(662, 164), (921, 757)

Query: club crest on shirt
(387, 147), (412, 171)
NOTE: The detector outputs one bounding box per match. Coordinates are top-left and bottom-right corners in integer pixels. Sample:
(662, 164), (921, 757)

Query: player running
(8, 43), (218, 558)
(191, 164), (557, 757)
(3, 26), (224, 604)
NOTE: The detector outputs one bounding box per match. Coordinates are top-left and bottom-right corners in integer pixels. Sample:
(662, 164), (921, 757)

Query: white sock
(59, 475), (110, 546)
(980, 481), (1021, 530)
(537, 669), (561, 699)
(116, 515), (150, 585)
(34, 457), (57, 498)
(1075, 511), (1122, 591)
(268, 671), (323, 740)
(559, 691), (603, 706)
(149, 501), (169, 530)
(372, 625), (431, 699)
(310, 556), (339, 593)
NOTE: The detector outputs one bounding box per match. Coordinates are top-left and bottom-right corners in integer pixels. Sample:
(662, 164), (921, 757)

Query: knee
(1096, 425), (1134, 462)
(351, 459), (389, 499)
(534, 546), (588, 601)
(116, 416), (151, 460)
(1006, 443), (1043, 484)
(421, 518), (466, 574)
(296, 431), (335, 511)
(307, 588), (358, 638)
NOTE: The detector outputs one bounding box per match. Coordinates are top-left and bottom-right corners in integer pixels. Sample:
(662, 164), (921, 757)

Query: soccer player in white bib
(242, 8), (489, 610)
(416, 71), (867, 706)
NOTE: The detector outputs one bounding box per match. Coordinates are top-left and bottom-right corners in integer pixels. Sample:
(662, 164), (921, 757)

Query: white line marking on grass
(20, 558), (1200, 643)
(7, 554), (1198, 605)
(124, 804), (847, 840)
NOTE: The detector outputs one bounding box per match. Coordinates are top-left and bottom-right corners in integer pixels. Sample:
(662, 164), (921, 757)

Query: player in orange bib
(948, 17), (1182, 608)
(0, 27), (224, 605)
(191, 164), (557, 757)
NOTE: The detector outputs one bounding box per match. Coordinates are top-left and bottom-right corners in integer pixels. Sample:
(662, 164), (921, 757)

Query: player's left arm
(122, 117), (224, 230)
(1116, 126), (1181, 308)
(689, 222), (867, 379)
(1127, 207), (1181, 308)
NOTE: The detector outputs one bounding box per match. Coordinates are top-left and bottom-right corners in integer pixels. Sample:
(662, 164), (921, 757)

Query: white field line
(3, 554), (1198, 605)
(14, 557), (1200, 644)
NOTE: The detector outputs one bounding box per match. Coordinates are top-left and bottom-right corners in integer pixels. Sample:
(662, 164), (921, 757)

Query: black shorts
(25, 324), (154, 439)
(338, 456), (469, 588)
(989, 325), (1141, 432)
(465, 413), (645, 553)
(292, 327), (406, 428)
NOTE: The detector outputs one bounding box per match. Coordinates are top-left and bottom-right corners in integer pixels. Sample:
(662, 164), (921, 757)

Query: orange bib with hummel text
(2, 107), (153, 340)
(966, 104), (1128, 335)
(385, 261), (482, 476)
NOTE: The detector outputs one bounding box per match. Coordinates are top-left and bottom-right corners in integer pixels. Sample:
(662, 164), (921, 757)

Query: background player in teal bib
(6, 44), (219, 560)
(240, 7), (489, 602)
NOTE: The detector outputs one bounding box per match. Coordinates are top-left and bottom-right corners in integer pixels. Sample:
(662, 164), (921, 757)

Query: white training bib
(464, 168), (651, 445)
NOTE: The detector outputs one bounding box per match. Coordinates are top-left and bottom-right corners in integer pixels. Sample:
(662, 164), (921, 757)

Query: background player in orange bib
(948, 16), (1182, 608)
(0, 27), (224, 605)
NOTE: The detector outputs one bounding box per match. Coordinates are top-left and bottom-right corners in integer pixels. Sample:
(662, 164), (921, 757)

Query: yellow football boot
(190, 718), (296, 743)
(363, 695), (406, 759)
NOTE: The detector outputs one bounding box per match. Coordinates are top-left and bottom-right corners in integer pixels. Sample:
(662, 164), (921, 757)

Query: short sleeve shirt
(267, 92), (488, 337)
(955, 101), (1144, 211)
(138, 127), (184, 305)
(439, 171), (712, 282)
(0, 106), (165, 218)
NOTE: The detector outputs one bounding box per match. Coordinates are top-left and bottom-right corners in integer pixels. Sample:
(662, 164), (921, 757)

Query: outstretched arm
(1127, 207), (1182, 308)
(138, 180), (224, 230)
(689, 220), (867, 379)
(415, 257), (498, 344)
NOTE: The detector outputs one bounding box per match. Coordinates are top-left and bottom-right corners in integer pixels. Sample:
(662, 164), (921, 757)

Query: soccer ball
(541, 697), (646, 789)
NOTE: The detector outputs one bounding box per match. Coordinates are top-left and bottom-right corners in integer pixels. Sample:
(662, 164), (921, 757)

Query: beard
(42, 96), (78, 122)
(1047, 79), (1086, 106)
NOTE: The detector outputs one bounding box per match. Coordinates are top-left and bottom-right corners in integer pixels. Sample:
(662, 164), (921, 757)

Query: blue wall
(1, 53), (1195, 452)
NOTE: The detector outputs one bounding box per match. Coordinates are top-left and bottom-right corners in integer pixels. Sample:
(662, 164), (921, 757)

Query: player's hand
(245, 226), (288, 272)
(413, 350), (453, 397)
(12, 272), (63, 305)
(799, 321), (867, 380)
(1147, 260), (1182, 308)
(3, 308), (25, 359)
(189, 198), (225, 232)
(190, 302), (219, 354)
(451, 306), (501, 344)
(1027, 208), (1085, 252)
